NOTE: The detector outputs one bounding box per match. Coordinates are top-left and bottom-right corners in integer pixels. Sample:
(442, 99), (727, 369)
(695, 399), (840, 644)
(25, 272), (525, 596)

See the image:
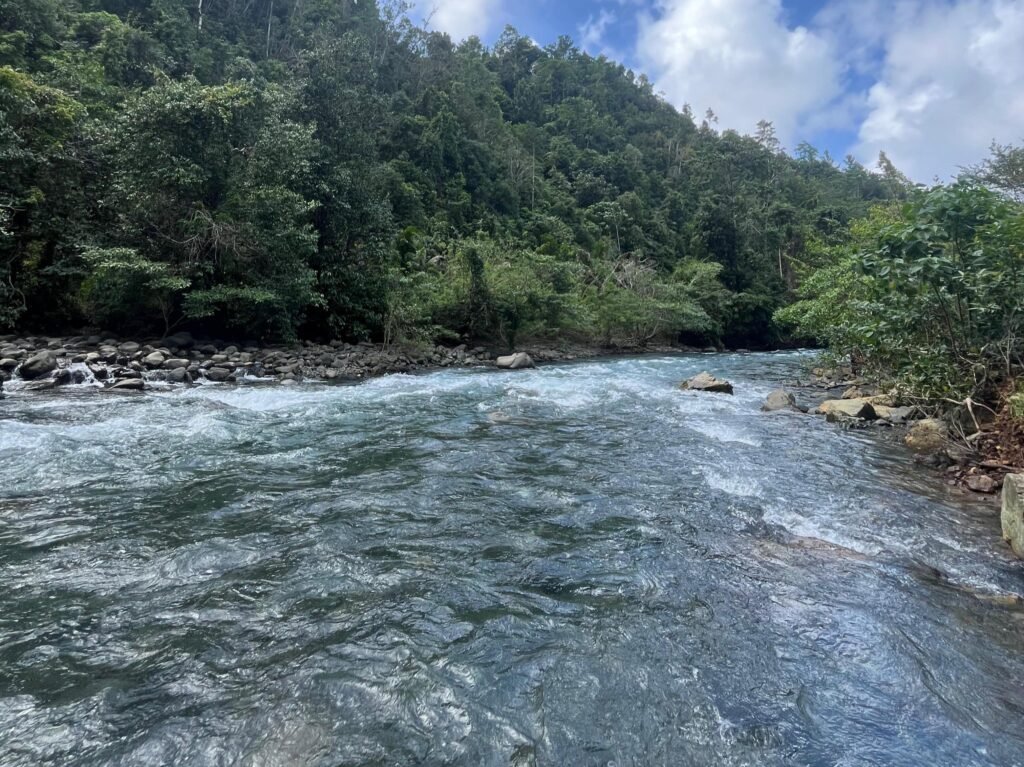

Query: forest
(2, 0), (1022, 410)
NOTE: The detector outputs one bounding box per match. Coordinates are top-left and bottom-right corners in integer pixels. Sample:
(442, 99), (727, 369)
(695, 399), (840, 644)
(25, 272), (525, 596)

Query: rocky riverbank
(0, 331), (690, 396)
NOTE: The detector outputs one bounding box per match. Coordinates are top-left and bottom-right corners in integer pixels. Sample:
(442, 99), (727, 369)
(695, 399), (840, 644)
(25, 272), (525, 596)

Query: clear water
(1, 352), (1023, 766)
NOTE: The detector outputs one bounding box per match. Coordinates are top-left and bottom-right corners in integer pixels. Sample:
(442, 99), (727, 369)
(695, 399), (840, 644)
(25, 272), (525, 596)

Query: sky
(409, 0), (1024, 182)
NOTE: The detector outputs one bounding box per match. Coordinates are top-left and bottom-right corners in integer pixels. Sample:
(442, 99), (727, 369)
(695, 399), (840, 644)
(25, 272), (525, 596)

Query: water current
(1, 352), (1023, 766)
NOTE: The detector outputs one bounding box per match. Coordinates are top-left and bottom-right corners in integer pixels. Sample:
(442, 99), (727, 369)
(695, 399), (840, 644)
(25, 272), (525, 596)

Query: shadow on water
(1, 351), (1023, 766)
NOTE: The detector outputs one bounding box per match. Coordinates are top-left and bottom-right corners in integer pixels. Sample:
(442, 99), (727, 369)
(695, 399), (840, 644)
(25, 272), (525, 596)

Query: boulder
(166, 367), (192, 384)
(816, 398), (876, 420)
(204, 367), (234, 382)
(19, 351), (57, 380)
(874, 405), (916, 424)
(111, 378), (145, 391)
(118, 341), (140, 354)
(682, 371), (734, 394)
(905, 418), (947, 454)
(762, 389), (799, 412)
(496, 352), (535, 370)
(1002, 474), (1024, 558)
(143, 351), (166, 368)
(160, 331), (194, 349)
(162, 358), (190, 369)
(0, 358), (18, 371)
(966, 474), (998, 494)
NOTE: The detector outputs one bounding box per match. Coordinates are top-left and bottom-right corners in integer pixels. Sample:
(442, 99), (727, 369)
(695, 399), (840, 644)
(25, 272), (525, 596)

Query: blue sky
(410, 0), (1024, 182)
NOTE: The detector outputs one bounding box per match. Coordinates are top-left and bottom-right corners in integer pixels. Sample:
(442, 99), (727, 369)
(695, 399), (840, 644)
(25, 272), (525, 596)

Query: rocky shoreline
(0, 331), (693, 396)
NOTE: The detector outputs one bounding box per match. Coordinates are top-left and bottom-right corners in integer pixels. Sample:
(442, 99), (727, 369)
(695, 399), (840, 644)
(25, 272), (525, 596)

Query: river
(1, 352), (1023, 766)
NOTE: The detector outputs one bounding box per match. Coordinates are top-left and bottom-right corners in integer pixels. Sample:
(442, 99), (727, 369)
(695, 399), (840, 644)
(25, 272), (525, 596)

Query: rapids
(1, 352), (1022, 765)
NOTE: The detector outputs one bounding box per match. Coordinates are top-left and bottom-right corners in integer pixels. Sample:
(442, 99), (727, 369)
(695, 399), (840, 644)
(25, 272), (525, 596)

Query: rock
(162, 358), (190, 369)
(874, 405), (915, 424)
(0, 358), (18, 371)
(19, 351), (57, 379)
(118, 341), (140, 354)
(816, 398), (876, 420)
(762, 389), (799, 412)
(905, 418), (947, 454)
(25, 379), (56, 391)
(1002, 474), (1024, 558)
(204, 367), (234, 382)
(965, 474), (998, 494)
(166, 367), (192, 384)
(682, 371), (734, 394)
(496, 352), (535, 370)
(143, 350), (166, 368)
(111, 378), (145, 391)
(842, 386), (866, 400)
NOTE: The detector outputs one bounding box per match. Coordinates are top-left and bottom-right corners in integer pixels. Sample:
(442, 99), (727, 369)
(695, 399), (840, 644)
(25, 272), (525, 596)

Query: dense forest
(2, 0), (910, 350)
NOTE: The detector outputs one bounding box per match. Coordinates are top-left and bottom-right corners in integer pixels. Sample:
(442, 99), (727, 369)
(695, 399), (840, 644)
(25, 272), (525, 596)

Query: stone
(143, 350), (166, 368)
(111, 378), (145, 391)
(25, 379), (56, 391)
(162, 358), (190, 369)
(1002, 474), (1024, 558)
(19, 351), (57, 380)
(118, 341), (140, 354)
(0, 358), (18, 371)
(682, 371), (734, 394)
(905, 418), (947, 454)
(966, 474), (997, 494)
(160, 331), (194, 349)
(762, 389), (799, 412)
(874, 405), (916, 424)
(166, 367), (192, 384)
(816, 398), (876, 420)
(496, 352), (536, 370)
(204, 367), (234, 382)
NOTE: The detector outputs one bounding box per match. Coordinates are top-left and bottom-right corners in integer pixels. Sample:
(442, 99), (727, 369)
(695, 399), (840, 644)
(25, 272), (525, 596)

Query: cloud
(635, 0), (843, 149)
(415, 0), (498, 41)
(848, 0), (1024, 181)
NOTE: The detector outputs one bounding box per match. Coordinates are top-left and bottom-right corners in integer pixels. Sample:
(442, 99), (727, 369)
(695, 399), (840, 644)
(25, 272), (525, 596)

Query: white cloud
(635, 0), (843, 149)
(415, 0), (498, 41)
(580, 9), (616, 51)
(850, 0), (1024, 182)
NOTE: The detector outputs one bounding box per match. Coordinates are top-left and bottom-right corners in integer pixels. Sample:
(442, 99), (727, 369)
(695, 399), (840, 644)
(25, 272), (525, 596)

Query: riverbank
(0, 331), (698, 395)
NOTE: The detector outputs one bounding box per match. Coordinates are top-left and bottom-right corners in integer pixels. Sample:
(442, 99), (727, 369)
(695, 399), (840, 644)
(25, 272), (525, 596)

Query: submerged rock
(905, 418), (947, 454)
(817, 398), (876, 420)
(762, 389), (799, 412)
(682, 371), (734, 394)
(19, 351), (57, 380)
(1002, 474), (1024, 558)
(496, 352), (535, 370)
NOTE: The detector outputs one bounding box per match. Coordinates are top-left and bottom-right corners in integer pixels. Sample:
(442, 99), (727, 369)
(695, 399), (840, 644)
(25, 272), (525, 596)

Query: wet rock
(817, 399), (876, 420)
(762, 389), (799, 412)
(87, 363), (108, 380)
(496, 352), (535, 370)
(143, 350), (166, 368)
(204, 367), (234, 382)
(905, 418), (947, 454)
(25, 379), (56, 391)
(118, 341), (140, 354)
(966, 474), (998, 494)
(682, 371), (734, 394)
(19, 351), (57, 379)
(160, 331), (193, 349)
(162, 358), (190, 369)
(0, 358), (18, 372)
(111, 378), (145, 391)
(1002, 474), (1024, 558)
(166, 367), (192, 384)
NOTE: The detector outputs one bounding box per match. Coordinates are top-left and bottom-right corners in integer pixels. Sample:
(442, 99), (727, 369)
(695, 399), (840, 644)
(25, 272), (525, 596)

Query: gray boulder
(111, 378), (145, 391)
(1002, 474), (1024, 558)
(19, 351), (56, 380)
(204, 367), (234, 382)
(0, 358), (18, 371)
(496, 352), (535, 370)
(681, 371), (733, 394)
(143, 351), (166, 368)
(874, 405), (916, 424)
(166, 367), (192, 384)
(762, 389), (799, 412)
(817, 398), (876, 420)
(162, 358), (190, 369)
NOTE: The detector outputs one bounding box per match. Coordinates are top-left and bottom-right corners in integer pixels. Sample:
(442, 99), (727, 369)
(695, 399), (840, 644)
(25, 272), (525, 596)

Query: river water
(1, 352), (1022, 766)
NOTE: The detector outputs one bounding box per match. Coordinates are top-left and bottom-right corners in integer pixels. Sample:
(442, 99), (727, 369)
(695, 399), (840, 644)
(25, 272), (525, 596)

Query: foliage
(777, 184), (1024, 401)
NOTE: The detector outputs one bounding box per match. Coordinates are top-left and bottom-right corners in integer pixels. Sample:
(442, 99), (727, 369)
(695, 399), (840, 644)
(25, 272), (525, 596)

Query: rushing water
(1, 352), (1023, 766)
